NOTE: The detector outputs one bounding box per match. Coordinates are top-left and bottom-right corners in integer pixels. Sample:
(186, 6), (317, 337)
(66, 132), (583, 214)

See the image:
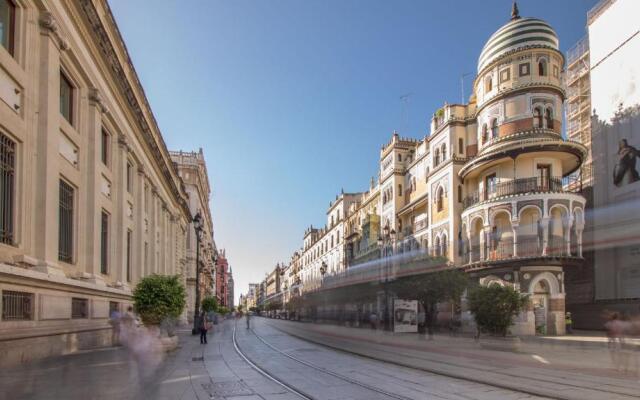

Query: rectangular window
(0, 0), (15, 56)
(519, 63), (530, 76)
(144, 242), (149, 273)
(0, 132), (16, 245)
(126, 161), (133, 193)
(499, 68), (510, 83)
(59, 72), (73, 124)
(101, 129), (110, 166)
(144, 184), (149, 212)
(71, 298), (88, 319)
(126, 229), (132, 282)
(1, 290), (33, 321)
(398, 184), (402, 196)
(58, 179), (74, 263)
(458, 138), (464, 154)
(100, 210), (109, 274)
(458, 186), (462, 203)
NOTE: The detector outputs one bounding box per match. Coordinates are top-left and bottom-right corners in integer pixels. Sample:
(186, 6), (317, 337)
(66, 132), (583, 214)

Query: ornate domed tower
(459, 3), (588, 335)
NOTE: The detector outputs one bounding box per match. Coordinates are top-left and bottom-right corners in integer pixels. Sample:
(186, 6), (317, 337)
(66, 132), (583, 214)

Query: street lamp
(191, 211), (204, 335)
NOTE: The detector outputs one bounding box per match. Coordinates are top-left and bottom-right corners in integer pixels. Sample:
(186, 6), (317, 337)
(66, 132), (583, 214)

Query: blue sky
(109, 0), (598, 302)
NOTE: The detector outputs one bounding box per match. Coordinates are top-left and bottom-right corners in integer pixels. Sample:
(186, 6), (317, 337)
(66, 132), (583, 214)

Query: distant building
(227, 267), (234, 309)
(215, 249), (229, 306)
(171, 149), (216, 323)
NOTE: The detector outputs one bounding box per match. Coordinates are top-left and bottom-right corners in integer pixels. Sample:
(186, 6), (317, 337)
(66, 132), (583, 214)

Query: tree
(133, 274), (186, 326)
(467, 284), (528, 337)
(391, 269), (468, 337)
(217, 306), (230, 315)
(201, 296), (219, 313)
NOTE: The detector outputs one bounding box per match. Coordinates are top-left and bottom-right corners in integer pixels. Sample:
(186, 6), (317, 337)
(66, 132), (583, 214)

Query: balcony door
(485, 173), (497, 200)
(536, 164), (551, 191)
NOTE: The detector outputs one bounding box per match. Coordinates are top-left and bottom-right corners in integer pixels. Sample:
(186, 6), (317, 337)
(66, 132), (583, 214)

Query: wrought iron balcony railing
(462, 176), (581, 210)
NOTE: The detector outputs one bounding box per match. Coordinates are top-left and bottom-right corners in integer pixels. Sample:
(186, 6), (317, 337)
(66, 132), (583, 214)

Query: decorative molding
(88, 87), (108, 114)
(39, 11), (70, 51)
(77, 0), (190, 218)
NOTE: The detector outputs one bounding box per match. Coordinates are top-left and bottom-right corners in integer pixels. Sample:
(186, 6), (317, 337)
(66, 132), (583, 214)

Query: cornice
(77, 0), (191, 219)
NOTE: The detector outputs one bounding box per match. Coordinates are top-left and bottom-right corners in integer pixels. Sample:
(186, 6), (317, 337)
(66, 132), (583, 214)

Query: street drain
(202, 381), (253, 398)
(192, 356), (204, 361)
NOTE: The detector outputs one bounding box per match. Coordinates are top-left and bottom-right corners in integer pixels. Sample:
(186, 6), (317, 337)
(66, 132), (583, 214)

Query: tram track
(264, 319), (640, 400)
(233, 319), (553, 400)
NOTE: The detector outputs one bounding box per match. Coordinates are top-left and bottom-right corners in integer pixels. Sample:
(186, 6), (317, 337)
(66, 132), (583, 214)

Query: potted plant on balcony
(133, 274), (186, 351)
(467, 284), (528, 352)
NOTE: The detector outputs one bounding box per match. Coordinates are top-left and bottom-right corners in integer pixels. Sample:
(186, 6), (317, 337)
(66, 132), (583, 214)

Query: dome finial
(511, 1), (520, 20)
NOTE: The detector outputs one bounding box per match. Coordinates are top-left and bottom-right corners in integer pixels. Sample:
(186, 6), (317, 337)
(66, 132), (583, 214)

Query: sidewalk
(0, 320), (296, 400)
(267, 318), (640, 400)
(524, 329), (640, 349)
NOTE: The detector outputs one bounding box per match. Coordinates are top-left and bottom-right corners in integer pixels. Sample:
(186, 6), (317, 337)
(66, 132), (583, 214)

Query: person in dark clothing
(199, 311), (210, 344)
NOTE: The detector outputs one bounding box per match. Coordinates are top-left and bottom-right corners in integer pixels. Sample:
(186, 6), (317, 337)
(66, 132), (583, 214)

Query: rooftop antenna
(399, 92), (414, 133)
(460, 72), (472, 104)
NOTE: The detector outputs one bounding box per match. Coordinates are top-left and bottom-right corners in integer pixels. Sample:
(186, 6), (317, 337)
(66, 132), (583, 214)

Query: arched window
(485, 76), (493, 92)
(538, 59), (547, 76)
(441, 143), (447, 161)
(482, 124), (488, 144)
(434, 148), (440, 166)
(436, 186), (444, 212)
(533, 107), (543, 128)
(491, 118), (498, 139)
(545, 107), (554, 129)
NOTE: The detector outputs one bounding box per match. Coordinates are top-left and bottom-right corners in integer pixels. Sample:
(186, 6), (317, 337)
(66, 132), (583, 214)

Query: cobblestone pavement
(262, 318), (640, 400)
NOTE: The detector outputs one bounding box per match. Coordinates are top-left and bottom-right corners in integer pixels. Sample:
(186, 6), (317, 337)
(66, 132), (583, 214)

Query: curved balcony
(459, 130), (587, 179)
(463, 236), (582, 269)
(462, 176), (581, 211)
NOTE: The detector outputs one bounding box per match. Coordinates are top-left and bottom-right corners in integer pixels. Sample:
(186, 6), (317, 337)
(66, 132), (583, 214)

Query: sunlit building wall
(0, 0), (192, 365)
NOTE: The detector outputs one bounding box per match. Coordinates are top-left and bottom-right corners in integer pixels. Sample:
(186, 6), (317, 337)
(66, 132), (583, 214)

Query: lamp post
(377, 224), (396, 331)
(191, 212), (204, 335)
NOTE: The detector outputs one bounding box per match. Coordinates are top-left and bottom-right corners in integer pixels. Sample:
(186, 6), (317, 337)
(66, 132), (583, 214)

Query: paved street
(263, 318), (640, 400)
(0, 317), (577, 400)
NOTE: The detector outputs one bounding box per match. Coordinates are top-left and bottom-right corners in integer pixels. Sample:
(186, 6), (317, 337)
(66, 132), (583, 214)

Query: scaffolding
(565, 35), (593, 188)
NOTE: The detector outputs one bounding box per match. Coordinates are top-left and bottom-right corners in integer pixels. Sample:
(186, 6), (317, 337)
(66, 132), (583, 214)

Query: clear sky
(109, 0), (598, 303)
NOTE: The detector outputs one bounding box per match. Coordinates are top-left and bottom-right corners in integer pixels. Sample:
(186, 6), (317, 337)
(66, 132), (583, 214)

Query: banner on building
(393, 299), (418, 333)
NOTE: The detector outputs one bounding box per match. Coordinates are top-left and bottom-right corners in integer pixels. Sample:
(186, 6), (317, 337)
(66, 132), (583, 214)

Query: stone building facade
(0, 0), (196, 365)
(170, 149), (216, 322)
(261, 4), (588, 335)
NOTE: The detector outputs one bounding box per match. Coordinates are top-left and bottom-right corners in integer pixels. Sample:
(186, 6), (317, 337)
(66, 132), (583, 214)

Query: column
(466, 225), (472, 263)
(540, 218), (550, 256)
(150, 186), (158, 274)
(565, 217), (574, 256)
(512, 223), (519, 257)
(577, 228), (584, 257)
(135, 167), (146, 282)
(115, 134), (128, 285)
(84, 88), (106, 282)
(32, 13), (68, 275)
(482, 225), (492, 261)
